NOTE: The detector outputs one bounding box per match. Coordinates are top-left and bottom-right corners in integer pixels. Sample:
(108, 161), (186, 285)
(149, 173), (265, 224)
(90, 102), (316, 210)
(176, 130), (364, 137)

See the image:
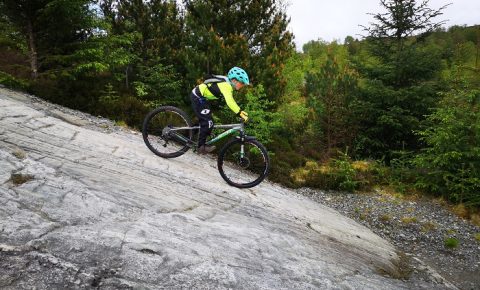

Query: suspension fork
(239, 123), (245, 158)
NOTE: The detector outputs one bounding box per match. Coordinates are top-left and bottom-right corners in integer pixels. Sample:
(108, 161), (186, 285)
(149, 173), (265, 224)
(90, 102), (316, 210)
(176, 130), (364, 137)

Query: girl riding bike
(190, 67), (250, 154)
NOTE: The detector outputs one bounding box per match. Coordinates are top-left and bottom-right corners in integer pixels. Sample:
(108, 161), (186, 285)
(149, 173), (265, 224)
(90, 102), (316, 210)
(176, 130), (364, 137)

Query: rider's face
(233, 80), (245, 90)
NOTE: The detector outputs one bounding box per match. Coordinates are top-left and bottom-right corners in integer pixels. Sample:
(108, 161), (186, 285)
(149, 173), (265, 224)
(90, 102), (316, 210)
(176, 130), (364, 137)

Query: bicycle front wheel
(218, 138), (269, 188)
(142, 106), (193, 158)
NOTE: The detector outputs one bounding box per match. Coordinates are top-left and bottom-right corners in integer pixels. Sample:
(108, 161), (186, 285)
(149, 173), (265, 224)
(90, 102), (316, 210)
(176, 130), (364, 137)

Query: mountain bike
(142, 106), (269, 188)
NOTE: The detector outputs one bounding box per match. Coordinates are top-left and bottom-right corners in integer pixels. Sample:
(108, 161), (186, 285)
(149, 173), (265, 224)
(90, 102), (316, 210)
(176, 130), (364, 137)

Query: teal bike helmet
(227, 67), (250, 85)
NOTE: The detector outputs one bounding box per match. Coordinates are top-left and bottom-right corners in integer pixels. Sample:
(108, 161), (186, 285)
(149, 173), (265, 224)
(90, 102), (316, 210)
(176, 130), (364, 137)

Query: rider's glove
(238, 110), (249, 122)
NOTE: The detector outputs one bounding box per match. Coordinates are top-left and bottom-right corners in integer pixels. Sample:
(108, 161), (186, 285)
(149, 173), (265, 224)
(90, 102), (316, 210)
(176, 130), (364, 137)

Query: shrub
(331, 151), (358, 191)
(269, 158), (297, 188)
(0, 71), (29, 90)
(414, 87), (480, 207)
(293, 151), (360, 192)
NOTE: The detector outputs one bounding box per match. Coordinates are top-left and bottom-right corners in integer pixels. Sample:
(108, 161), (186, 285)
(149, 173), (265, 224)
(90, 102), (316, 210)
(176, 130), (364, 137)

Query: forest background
(0, 0), (479, 215)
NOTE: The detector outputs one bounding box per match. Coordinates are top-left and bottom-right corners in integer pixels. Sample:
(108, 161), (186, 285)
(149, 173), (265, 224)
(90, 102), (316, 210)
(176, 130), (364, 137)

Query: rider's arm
(218, 82), (241, 114)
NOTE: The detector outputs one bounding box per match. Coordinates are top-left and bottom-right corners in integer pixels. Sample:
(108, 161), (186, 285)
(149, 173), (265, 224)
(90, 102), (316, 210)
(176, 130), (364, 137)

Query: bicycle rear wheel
(218, 138), (269, 188)
(142, 106), (193, 158)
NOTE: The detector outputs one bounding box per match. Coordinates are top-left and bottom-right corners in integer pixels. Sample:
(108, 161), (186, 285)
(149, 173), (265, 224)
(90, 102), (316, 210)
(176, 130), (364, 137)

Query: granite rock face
(0, 88), (454, 289)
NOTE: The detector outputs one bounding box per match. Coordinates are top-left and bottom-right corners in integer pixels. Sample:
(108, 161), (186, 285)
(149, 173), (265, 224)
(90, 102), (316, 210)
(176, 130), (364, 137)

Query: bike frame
(167, 122), (245, 149)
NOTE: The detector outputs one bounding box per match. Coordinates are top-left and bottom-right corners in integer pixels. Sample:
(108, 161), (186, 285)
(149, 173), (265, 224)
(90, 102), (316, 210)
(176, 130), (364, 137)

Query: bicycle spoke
(218, 139), (269, 188)
(142, 106), (193, 158)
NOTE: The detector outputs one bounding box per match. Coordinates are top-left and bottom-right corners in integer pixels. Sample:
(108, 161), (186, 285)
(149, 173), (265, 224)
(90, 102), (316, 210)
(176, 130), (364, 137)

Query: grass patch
(10, 173), (34, 185)
(471, 214), (480, 227)
(444, 237), (459, 249)
(379, 214), (392, 222)
(115, 120), (128, 127)
(12, 148), (26, 159)
(400, 216), (418, 224)
(474, 233), (480, 242)
(406, 207), (415, 213)
(421, 221), (437, 232)
(446, 229), (457, 235)
(452, 204), (469, 219)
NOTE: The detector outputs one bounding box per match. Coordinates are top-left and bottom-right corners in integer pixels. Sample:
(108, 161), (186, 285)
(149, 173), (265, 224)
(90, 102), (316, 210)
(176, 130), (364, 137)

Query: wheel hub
(238, 156), (250, 168)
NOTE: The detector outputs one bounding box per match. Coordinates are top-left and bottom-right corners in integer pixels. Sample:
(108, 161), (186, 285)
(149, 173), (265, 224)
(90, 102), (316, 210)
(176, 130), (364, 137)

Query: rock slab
(0, 88), (454, 289)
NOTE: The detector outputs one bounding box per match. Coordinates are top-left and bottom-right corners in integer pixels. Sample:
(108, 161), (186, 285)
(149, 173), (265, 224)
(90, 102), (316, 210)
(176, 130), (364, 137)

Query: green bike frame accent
(206, 125), (245, 158)
(142, 106), (269, 188)
(169, 123), (244, 150)
(206, 127), (240, 145)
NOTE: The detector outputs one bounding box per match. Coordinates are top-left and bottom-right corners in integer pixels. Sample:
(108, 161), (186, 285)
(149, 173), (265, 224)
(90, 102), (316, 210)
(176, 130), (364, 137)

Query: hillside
(0, 87), (455, 289)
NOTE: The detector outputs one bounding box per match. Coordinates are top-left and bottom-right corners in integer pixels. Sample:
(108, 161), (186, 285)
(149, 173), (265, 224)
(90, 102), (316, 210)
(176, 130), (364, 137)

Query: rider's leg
(191, 94), (215, 153)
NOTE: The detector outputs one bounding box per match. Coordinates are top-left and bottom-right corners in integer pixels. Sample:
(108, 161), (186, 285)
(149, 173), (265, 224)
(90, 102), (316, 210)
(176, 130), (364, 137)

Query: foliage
(98, 83), (120, 107)
(1, 0), (95, 79)
(242, 85), (282, 146)
(444, 237), (459, 249)
(0, 71), (29, 90)
(71, 32), (139, 82)
(351, 0), (448, 160)
(277, 53), (309, 135)
(182, 0), (294, 102)
(133, 63), (182, 107)
(292, 150), (363, 192)
(362, 0), (449, 39)
(475, 233), (480, 242)
(331, 150), (360, 191)
(305, 47), (358, 158)
(414, 86), (480, 206)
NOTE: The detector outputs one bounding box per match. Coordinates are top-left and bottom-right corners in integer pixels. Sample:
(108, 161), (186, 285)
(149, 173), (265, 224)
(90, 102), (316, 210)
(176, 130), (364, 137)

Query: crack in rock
(0, 114), (28, 121)
(70, 131), (80, 142)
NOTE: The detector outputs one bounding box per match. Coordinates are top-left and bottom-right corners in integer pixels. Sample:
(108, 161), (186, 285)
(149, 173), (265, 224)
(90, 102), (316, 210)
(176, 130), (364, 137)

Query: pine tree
(1, 0), (94, 79)
(362, 0), (449, 87)
(352, 0), (448, 160)
(306, 45), (357, 158)
(97, 0), (184, 99)
(182, 0), (294, 101)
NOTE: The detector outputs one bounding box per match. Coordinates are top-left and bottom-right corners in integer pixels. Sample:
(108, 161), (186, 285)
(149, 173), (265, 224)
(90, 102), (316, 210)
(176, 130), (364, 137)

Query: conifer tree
(97, 0), (184, 101)
(353, 0), (448, 160)
(1, 0), (94, 79)
(182, 0), (293, 101)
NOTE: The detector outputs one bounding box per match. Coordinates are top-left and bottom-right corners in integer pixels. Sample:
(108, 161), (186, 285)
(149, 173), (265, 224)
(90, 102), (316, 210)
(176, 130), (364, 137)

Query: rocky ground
(3, 86), (459, 289)
(1, 86), (473, 289)
(297, 188), (480, 290)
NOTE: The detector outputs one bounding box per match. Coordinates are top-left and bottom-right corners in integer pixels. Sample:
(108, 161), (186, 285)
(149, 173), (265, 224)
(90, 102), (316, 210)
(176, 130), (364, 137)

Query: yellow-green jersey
(194, 76), (241, 114)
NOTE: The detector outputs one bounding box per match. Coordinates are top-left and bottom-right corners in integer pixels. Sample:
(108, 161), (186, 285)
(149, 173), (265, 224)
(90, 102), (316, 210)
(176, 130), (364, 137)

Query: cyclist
(191, 66), (250, 154)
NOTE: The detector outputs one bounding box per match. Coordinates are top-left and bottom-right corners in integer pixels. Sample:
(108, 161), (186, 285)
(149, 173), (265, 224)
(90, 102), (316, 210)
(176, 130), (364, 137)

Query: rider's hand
(239, 111), (249, 122)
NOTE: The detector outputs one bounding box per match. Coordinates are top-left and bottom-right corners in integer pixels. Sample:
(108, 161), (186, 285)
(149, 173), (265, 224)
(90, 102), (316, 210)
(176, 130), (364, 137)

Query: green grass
(444, 237), (459, 249)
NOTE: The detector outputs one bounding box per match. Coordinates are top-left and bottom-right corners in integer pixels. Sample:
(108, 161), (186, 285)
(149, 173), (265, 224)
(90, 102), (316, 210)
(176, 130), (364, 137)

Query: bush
(0, 71), (29, 90)
(96, 95), (150, 129)
(292, 151), (367, 192)
(414, 87), (480, 207)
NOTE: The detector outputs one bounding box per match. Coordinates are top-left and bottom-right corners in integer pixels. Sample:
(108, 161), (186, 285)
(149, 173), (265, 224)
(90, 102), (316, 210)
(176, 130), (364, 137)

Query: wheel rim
(145, 109), (191, 156)
(219, 140), (268, 187)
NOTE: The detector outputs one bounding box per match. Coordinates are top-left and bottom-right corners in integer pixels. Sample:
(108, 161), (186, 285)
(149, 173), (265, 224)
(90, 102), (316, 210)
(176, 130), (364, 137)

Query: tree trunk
(27, 18), (38, 79)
